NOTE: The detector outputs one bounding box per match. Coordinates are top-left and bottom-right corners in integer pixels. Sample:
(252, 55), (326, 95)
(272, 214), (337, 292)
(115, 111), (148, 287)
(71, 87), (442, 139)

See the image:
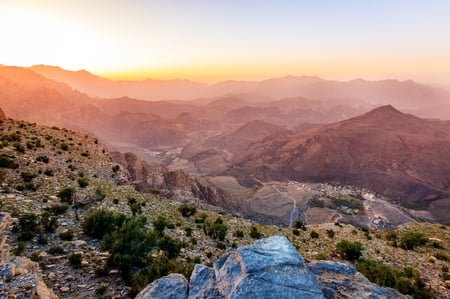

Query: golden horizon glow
(1, 0), (450, 86)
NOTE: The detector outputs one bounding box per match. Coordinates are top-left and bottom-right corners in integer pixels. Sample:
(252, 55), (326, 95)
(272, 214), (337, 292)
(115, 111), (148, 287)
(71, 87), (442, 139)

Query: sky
(1, 0), (449, 85)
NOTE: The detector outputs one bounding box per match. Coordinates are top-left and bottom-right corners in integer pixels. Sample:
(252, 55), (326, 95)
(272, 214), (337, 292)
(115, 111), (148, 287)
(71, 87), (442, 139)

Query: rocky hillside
(0, 115), (449, 298)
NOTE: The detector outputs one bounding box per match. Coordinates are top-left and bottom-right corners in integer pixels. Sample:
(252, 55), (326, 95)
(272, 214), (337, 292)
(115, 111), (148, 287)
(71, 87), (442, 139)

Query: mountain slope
(238, 105), (450, 217)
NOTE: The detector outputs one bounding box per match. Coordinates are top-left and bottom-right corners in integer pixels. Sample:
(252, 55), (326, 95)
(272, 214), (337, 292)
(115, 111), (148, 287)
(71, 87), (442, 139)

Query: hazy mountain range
(1, 64), (449, 225)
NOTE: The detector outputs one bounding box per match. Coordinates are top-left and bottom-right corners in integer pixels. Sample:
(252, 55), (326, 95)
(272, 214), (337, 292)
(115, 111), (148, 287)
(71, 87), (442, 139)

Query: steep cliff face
(111, 152), (237, 211)
(136, 236), (407, 299)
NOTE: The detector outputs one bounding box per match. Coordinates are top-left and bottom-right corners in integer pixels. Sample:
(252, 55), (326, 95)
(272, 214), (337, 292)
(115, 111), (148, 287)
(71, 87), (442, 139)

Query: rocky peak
(0, 107), (5, 118)
(136, 236), (407, 299)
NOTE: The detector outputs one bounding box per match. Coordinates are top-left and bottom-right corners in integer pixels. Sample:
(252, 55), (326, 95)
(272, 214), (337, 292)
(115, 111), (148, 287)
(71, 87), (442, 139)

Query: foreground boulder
(136, 236), (407, 299)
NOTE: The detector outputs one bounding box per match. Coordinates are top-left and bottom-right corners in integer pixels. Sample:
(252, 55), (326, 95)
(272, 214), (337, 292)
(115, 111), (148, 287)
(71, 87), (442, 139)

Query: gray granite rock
(135, 273), (188, 299)
(215, 236), (324, 299)
(188, 264), (219, 299)
(137, 236), (409, 299)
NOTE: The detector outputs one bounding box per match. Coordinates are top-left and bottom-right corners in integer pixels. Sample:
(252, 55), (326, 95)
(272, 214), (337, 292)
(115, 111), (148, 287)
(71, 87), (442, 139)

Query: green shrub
(16, 213), (39, 237)
(47, 246), (65, 255)
(36, 155), (49, 163)
(60, 143), (69, 151)
(336, 240), (363, 260)
(294, 220), (306, 230)
(178, 204), (197, 217)
(184, 227), (192, 237)
(77, 177), (89, 188)
(40, 210), (58, 232)
(249, 225), (262, 239)
(326, 229), (335, 238)
(310, 230), (320, 239)
(399, 230), (428, 250)
(69, 253), (83, 268)
(153, 215), (169, 236)
(82, 209), (128, 239)
(43, 169), (54, 176)
(128, 197), (142, 215)
(45, 203), (69, 215)
(216, 241), (226, 250)
(204, 218), (228, 241)
(21, 172), (37, 183)
(14, 241), (26, 255)
(112, 165), (120, 173)
(59, 230), (74, 241)
(102, 217), (157, 275)
(233, 229), (244, 238)
(30, 252), (42, 262)
(57, 187), (75, 204)
(0, 154), (19, 168)
(13, 142), (25, 153)
(357, 259), (434, 298)
(157, 235), (181, 259)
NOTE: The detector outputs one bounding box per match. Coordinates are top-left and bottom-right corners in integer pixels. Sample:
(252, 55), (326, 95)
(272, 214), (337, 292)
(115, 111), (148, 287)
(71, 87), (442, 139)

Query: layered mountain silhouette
(1, 64), (450, 224)
(29, 65), (450, 119)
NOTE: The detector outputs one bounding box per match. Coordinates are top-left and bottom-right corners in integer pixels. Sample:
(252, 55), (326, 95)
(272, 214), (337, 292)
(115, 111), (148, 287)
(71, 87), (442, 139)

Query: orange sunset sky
(1, 0), (449, 85)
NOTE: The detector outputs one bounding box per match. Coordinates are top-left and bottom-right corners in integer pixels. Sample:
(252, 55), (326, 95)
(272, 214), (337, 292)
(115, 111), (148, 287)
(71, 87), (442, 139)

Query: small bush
(158, 235), (181, 259)
(43, 169), (54, 176)
(36, 155), (49, 163)
(249, 225), (262, 239)
(77, 177), (89, 188)
(30, 252), (42, 262)
(310, 230), (319, 239)
(21, 172), (37, 183)
(82, 209), (128, 239)
(46, 204), (69, 215)
(69, 253), (83, 268)
(399, 230), (428, 250)
(47, 246), (65, 255)
(204, 218), (228, 241)
(14, 241), (26, 255)
(59, 230), (74, 241)
(13, 142), (25, 153)
(57, 187), (75, 204)
(216, 242), (226, 250)
(178, 205), (197, 217)
(294, 220), (306, 230)
(153, 215), (169, 236)
(0, 154), (19, 169)
(326, 229), (335, 238)
(233, 229), (244, 238)
(60, 143), (69, 151)
(336, 240), (363, 260)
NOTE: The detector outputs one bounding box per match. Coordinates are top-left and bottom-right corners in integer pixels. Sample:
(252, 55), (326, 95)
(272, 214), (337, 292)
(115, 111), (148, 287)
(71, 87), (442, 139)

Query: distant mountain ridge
(28, 65), (450, 118)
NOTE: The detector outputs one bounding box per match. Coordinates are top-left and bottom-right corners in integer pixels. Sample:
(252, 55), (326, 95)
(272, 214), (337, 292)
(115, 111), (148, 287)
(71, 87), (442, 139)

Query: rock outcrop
(136, 236), (407, 299)
(135, 274), (188, 299)
(0, 213), (58, 299)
